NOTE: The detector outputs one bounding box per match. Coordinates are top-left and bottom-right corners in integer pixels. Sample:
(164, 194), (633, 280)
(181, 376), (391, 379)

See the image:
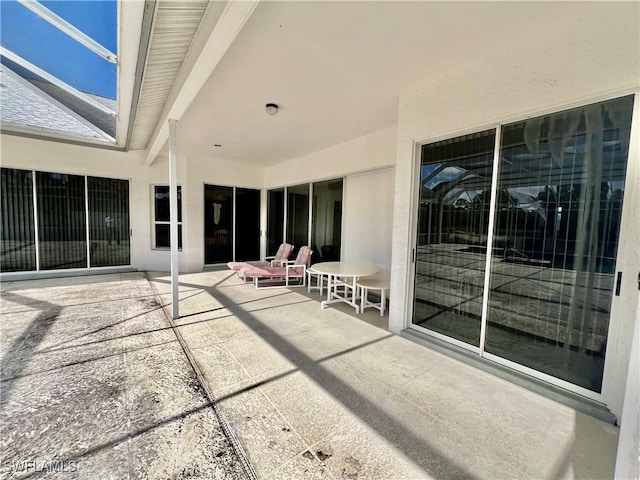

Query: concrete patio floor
(1, 270), (619, 479)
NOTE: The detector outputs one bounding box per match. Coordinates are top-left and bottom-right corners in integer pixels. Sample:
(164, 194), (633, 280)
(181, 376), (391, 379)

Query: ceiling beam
(142, 0), (260, 166)
(17, 0), (117, 63)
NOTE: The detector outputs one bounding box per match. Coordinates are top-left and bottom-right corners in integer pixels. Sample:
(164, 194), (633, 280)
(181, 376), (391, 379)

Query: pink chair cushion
(227, 243), (293, 271)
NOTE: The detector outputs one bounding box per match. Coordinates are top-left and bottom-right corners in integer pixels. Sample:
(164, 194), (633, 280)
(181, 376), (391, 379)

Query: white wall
(389, 2), (639, 422)
(342, 168), (395, 272)
(264, 126), (396, 188)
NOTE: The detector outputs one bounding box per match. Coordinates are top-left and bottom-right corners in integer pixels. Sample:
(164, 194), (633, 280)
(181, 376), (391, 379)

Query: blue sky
(0, 0), (117, 99)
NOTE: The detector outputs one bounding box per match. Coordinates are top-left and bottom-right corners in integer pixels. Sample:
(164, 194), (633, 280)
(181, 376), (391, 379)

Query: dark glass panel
(36, 172), (87, 270)
(411, 130), (496, 346)
(155, 186), (182, 222)
(235, 188), (261, 262)
(485, 95), (634, 392)
(286, 184), (309, 257)
(267, 188), (284, 257)
(155, 224), (182, 249)
(204, 185), (233, 263)
(0, 168), (36, 272)
(88, 177), (130, 267)
(311, 179), (343, 264)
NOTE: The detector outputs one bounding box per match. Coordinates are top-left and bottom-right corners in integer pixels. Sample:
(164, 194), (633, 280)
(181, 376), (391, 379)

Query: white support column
(168, 119), (179, 319)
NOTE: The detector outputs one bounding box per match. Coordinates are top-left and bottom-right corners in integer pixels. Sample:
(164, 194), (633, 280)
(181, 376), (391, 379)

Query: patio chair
(240, 246), (312, 289)
(227, 243), (294, 275)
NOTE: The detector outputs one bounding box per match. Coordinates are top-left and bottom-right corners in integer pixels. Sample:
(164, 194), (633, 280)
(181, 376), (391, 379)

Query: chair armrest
(286, 264), (307, 275)
(270, 259), (287, 267)
(265, 255), (276, 260)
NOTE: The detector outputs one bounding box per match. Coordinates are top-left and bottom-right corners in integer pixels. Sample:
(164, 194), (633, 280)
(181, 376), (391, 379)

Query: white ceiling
(173, 1), (613, 166)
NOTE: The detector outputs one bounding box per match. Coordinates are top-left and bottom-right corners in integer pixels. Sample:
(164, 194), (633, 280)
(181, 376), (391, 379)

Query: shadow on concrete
(0, 291), (61, 406)
(156, 277), (477, 480)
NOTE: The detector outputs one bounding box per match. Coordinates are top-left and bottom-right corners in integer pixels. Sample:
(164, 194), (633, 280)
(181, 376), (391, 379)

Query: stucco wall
(342, 168), (395, 272)
(389, 2), (640, 420)
(264, 126), (397, 188)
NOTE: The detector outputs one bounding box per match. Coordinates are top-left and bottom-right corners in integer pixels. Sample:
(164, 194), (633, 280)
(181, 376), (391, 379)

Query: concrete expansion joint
(145, 272), (258, 480)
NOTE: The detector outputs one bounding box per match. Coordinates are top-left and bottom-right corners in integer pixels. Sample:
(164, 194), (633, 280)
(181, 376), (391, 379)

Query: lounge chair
(227, 243), (294, 274)
(239, 246), (312, 289)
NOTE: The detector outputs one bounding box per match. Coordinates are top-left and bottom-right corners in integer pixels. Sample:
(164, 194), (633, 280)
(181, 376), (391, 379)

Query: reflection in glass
(204, 185), (232, 263)
(486, 95), (634, 392)
(267, 188), (284, 257)
(312, 179), (343, 264)
(1, 168), (36, 271)
(88, 177), (130, 267)
(412, 130), (496, 346)
(286, 184), (309, 257)
(235, 188), (261, 261)
(155, 186), (182, 249)
(36, 172), (87, 269)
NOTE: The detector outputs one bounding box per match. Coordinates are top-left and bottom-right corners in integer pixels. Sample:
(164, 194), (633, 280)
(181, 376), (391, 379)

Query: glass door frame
(406, 93), (638, 402)
(204, 184), (262, 265)
(1, 167), (133, 273)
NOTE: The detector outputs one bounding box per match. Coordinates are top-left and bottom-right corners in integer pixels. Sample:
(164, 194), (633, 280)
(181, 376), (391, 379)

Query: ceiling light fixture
(265, 103), (279, 116)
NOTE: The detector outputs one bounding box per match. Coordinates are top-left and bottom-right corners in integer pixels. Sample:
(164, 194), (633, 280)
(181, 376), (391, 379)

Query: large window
(286, 184), (310, 257)
(0, 168), (130, 272)
(411, 95), (635, 395)
(1, 168), (36, 271)
(88, 177), (130, 267)
(154, 186), (182, 249)
(36, 172), (87, 270)
(268, 180), (344, 263)
(267, 188), (284, 257)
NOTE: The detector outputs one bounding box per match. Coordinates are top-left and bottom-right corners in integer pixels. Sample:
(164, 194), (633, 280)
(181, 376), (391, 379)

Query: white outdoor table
(309, 261), (380, 312)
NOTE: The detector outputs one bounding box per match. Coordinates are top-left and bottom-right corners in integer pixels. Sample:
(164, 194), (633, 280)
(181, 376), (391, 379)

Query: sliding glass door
(286, 184), (310, 257)
(311, 179), (343, 264)
(0, 168), (130, 272)
(267, 188), (284, 257)
(411, 95), (635, 394)
(267, 180), (344, 263)
(204, 185), (260, 264)
(235, 188), (260, 262)
(1, 168), (36, 271)
(412, 131), (495, 347)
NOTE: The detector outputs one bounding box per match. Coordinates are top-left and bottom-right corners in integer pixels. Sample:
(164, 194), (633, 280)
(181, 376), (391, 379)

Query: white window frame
(152, 184), (182, 250)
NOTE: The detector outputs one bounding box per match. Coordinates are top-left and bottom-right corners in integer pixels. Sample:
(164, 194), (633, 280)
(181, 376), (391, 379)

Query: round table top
(310, 261), (379, 277)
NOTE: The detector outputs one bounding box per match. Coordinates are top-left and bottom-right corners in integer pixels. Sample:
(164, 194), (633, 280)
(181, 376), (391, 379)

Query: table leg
(321, 274), (333, 309)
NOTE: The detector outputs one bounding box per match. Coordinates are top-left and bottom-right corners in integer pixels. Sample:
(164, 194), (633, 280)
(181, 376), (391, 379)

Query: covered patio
(1, 271), (618, 479)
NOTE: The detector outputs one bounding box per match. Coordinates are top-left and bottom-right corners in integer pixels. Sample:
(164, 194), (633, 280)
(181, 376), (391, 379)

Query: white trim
(479, 127), (502, 355)
(168, 119), (179, 319)
(17, 0), (117, 63)
(1, 47), (116, 116)
(405, 139), (422, 331)
(601, 91), (640, 412)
